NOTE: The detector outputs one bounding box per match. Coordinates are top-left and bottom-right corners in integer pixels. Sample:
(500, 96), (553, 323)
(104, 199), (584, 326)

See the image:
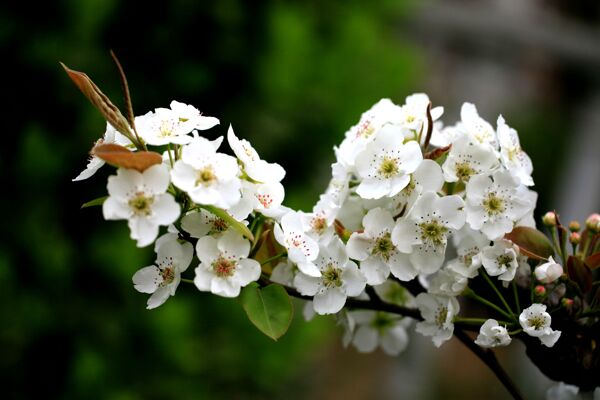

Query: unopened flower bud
(542, 211), (557, 227)
(568, 220), (580, 232)
(534, 285), (546, 297)
(569, 232), (581, 245)
(586, 213), (600, 233)
(534, 256), (563, 284)
(561, 298), (574, 308)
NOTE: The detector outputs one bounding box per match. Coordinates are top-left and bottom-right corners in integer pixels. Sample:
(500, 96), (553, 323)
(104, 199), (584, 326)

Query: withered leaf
(93, 144), (162, 172)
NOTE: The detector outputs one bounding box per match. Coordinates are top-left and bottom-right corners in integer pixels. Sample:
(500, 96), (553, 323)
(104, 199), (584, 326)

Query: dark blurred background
(2, 0), (599, 399)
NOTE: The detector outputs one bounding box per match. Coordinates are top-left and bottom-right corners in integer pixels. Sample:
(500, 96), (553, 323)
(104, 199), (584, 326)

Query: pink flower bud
(568, 220), (580, 232)
(569, 232), (581, 245)
(542, 211), (557, 226)
(561, 298), (573, 308)
(534, 285), (546, 296)
(586, 213), (600, 233)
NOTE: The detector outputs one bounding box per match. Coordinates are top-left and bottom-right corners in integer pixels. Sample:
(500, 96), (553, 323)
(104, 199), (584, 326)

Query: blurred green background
(2, 0), (599, 399)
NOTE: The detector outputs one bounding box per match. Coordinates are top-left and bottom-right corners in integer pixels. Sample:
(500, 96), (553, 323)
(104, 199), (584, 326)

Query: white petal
(195, 116), (220, 130)
(234, 259), (261, 286)
(211, 277), (240, 298)
(102, 197), (130, 220)
(73, 156), (104, 181)
(150, 194), (180, 226)
(107, 169), (141, 199)
(313, 288), (346, 314)
(352, 325), (379, 353)
(381, 326), (409, 355)
(293, 273), (320, 296)
(217, 230), (250, 259)
(132, 266), (161, 293)
(142, 164), (171, 194)
(195, 235), (220, 264)
(388, 252), (418, 281)
(346, 233), (371, 261)
(362, 207), (394, 234)
(360, 257), (390, 285)
(342, 261), (366, 296)
(128, 217), (159, 247)
(356, 178), (389, 200)
(194, 264), (214, 291)
(146, 287), (171, 309)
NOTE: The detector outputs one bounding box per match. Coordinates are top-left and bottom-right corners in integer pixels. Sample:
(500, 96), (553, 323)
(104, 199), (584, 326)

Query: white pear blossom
(194, 230), (261, 298)
(474, 319), (512, 348)
(399, 93), (444, 143)
(386, 159), (444, 215)
(335, 99), (404, 170)
(73, 122), (133, 181)
(274, 211), (320, 276)
(535, 256), (564, 284)
(181, 209), (229, 238)
(300, 195), (336, 244)
(348, 310), (410, 356)
(497, 115), (533, 186)
(227, 125), (285, 183)
(519, 303), (561, 347)
(481, 239), (520, 283)
(355, 127), (423, 199)
(392, 192), (466, 277)
(171, 135), (241, 208)
(132, 235), (193, 309)
(428, 267), (469, 296)
(415, 293), (460, 347)
(136, 102), (219, 146)
(465, 170), (533, 240)
(442, 134), (498, 183)
(236, 180), (286, 219)
(347, 208), (407, 285)
(103, 164), (180, 247)
(294, 237), (366, 315)
(460, 102), (498, 149)
(446, 228), (489, 279)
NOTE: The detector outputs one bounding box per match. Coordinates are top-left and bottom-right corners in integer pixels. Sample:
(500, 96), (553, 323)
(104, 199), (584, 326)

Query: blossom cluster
(75, 94), (568, 356)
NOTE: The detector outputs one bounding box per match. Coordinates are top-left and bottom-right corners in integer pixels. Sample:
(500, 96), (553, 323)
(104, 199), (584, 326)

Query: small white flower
(73, 122), (133, 181)
(474, 319), (512, 348)
(274, 211), (320, 277)
(136, 102), (219, 146)
(465, 170), (533, 240)
(442, 134), (498, 183)
(446, 227), (489, 279)
(181, 209), (229, 238)
(294, 237), (366, 315)
(428, 267), (468, 296)
(227, 125), (285, 183)
(415, 293), (460, 347)
(347, 208), (406, 285)
(170, 135), (241, 209)
(497, 115), (533, 186)
(392, 192), (466, 277)
(545, 382), (581, 400)
(534, 256), (563, 284)
(387, 159), (444, 215)
(460, 102), (498, 149)
(399, 93), (444, 143)
(299, 195), (337, 244)
(238, 180), (286, 219)
(481, 239), (520, 282)
(193, 230), (261, 298)
(519, 303), (561, 347)
(103, 164), (180, 247)
(355, 128), (423, 199)
(132, 236), (193, 309)
(348, 310), (410, 356)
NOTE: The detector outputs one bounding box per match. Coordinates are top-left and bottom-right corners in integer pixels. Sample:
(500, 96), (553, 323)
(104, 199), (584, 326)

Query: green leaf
(567, 255), (592, 293)
(81, 196), (108, 209)
(239, 283), (293, 341)
(200, 204), (254, 241)
(505, 226), (554, 260)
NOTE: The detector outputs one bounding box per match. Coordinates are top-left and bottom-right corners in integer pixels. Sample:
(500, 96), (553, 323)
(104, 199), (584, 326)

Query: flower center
(128, 192), (154, 216)
(159, 120), (176, 137)
(372, 232), (394, 261)
(527, 315), (547, 330)
(311, 216), (327, 234)
(196, 167), (216, 186)
(419, 220), (448, 246)
(497, 254), (513, 269)
(455, 161), (475, 181)
(435, 306), (448, 328)
(378, 157), (399, 178)
(322, 263), (343, 288)
(159, 265), (175, 286)
(212, 256), (236, 278)
(210, 217), (228, 234)
(356, 120), (374, 138)
(256, 193), (273, 208)
(371, 312), (396, 332)
(483, 193), (505, 216)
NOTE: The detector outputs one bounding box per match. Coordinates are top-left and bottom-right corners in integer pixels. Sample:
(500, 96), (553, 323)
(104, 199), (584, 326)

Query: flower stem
(464, 288), (514, 320)
(260, 252), (287, 266)
(512, 281), (521, 315)
(181, 278), (194, 284)
(482, 271), (514, 319)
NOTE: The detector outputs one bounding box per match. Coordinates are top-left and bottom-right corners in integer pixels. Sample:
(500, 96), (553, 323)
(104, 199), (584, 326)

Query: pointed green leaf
(81, 196), (108, 209)
(505, 226), (554, 260)
(239, 283), (293, 341)
(200, 204), (254, 241)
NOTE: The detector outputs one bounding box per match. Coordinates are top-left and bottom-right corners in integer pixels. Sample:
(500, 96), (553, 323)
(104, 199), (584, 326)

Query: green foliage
(239, 283), (294, 340)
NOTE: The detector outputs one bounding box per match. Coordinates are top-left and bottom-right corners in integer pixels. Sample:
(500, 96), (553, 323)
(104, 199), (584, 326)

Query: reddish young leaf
(60, 62), (133, 140)
(504, 226), (554, 260)
(585, 252), (600, 270)
(424, 144), (451, 160)
(567, 255), (592, 293)
(93, 144), (162, 172)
